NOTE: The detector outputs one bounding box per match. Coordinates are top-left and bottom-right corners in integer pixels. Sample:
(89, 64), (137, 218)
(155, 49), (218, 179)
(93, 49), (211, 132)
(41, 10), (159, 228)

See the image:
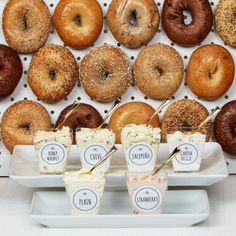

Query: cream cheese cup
(33, 126), (72, 174)
(121, 124), (161, 172)
(64, 170), (105, 215)
(76, 128), (115, 173)
(126, 174), (168, 215)
(167, 130), (206, 172)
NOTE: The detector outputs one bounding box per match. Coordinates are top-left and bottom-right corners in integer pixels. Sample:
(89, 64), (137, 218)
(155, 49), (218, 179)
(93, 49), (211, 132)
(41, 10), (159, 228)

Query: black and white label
(82, 143), (108, 166)
(175, 143), (199, 165)
(72, 187), (100, 213)
(40, 142), (67, 166)
(133, 185), (162, 212)
(128, 143), (154, 166)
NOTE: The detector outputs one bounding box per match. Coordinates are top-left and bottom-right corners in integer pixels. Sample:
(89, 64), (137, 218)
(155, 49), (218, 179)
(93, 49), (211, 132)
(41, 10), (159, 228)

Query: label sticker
(175, 143), (199, 165)
(82, 143), (109, 166)
(128, 143), (154, 166)
(72, 187), (100, 213)
(40, 142), (67, 166)
(133, 185), (162, 212)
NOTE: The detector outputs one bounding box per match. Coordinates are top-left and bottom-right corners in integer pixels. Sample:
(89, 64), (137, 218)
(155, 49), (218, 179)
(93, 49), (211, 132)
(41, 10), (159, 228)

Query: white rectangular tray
(10, 143), (228, 188)
(1, 0), (236, 176)
(31, 190), (209, 228)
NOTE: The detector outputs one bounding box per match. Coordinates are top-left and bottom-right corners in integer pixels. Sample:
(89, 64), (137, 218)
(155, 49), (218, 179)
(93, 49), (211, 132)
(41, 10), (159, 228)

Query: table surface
(0, 176), (235, 236)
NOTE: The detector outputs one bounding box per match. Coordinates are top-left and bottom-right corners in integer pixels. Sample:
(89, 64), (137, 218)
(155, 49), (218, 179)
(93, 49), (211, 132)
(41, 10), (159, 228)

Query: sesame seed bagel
(2, 0), (51, 53)
(133, 43), (184, 100)
(1, 100), (51, 153)
(28, 44), (78, 103)
(80, 44), (131, 102)
(161, 99), (211, 142)
(215, 0), (236, 47)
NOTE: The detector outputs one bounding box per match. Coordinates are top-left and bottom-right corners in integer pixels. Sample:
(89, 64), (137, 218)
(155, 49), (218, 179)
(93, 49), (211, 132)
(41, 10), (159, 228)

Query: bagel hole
(22, 14), (28, 31)
(180, 123), (192, 132)
(74, 15), (82, 26)
(20, 123), (30, 130)
(183, 10), (192, 25)
(76, 118), (83, 129)
(85, 114), (92, 120)
(155, 66), (163, 76)
(49, 70), (56, 81)
(130, 10), (137, 26)
(101, 71), (109, 81)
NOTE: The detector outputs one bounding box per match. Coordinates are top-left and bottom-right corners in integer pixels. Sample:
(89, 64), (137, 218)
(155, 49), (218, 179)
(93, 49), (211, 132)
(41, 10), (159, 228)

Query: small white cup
(126, 173), (168, 215)
(64, 170), (105, 215)
(33, 126), (72, 174)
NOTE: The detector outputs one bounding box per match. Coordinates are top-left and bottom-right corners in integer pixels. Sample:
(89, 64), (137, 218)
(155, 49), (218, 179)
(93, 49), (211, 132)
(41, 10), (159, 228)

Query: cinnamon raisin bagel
(107, 0), (160, 48)
(1, 100), (51, 153)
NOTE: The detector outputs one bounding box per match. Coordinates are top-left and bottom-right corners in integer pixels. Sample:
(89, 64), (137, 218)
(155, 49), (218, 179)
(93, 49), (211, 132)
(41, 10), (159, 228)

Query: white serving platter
(10, 143), (228, 188)
(31, 190), (210, 228)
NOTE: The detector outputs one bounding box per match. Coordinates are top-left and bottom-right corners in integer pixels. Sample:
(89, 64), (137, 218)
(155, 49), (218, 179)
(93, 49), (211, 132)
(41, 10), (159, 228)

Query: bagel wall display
(0, 0), (236, 177)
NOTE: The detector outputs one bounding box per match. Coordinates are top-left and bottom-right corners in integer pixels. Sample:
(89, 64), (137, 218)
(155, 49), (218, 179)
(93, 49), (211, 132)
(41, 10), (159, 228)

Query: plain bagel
(187, 44), (235, 100)
(108, 101), (160, 143)
(53, 0), (103, 48)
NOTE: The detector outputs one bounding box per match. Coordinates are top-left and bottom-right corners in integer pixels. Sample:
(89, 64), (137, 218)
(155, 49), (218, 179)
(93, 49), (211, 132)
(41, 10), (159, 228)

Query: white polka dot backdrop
(0, 0), (235, 175)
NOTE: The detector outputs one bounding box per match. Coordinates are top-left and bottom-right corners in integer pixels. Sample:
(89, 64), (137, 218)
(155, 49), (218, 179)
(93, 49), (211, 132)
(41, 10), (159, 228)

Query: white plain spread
(121, 124), (161, 172)
(167, 131), (206, 172)
(34, 126), (72, 174)
(126, 174), (167, 214)
(64, 170), (105, 215)
(76, 128), (115, 173)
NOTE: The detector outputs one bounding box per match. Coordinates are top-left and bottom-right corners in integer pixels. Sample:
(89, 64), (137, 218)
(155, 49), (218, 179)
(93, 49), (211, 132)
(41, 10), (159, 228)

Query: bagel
(161, 99), (211, 142)
(107, 0), (160, 48)
(53, 0), (103, 48)
(1, 100), (51, 153)
(108, 101), (160, 143)
(28, 44), (78, 103)
(187, 44), (235, 100)
(80, 44), (131, 102)
(2, 0), (51, 53)
(214, 100), (236, 156)
(134, 43), (184, 100)
(0, 44), (22, 98)
(162, 0), (213, 45)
